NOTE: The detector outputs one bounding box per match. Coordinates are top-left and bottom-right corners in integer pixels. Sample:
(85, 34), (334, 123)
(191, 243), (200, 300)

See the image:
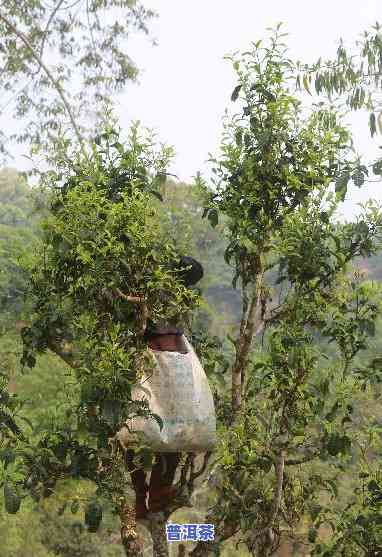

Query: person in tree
(123, 255), (204, 519)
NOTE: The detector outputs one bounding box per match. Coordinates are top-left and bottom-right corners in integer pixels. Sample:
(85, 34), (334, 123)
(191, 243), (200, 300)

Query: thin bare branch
(0, 9), (86, 157)
(114, 289), (146, 304)
(38, 0), (68, 63)
(189, 451), (212, 483)
(231, 263), (264, 423)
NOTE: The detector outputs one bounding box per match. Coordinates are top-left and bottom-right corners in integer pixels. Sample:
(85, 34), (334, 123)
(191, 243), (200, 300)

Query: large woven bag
(117, 336), (217, 452)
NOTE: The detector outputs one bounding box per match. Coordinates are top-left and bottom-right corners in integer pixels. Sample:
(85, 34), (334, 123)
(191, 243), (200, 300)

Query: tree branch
(246, 451), (285, 548)
(285, 451), (319, 466)
(0, 10), (86, 157)
(189, 451), (212, 483)
(46, 337), (81, 369)
(38, 0), (67, 64)
(114, 289), (146, 304)
(231, 264), (264, 423)
(113, 289), (148, 335)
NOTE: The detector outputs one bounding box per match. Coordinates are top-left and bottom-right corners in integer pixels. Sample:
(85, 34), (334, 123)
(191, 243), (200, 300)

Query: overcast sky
(5, 0), (382, 220)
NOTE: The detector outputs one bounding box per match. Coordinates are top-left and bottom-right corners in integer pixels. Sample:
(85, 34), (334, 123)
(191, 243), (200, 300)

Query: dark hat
(174, 256), (204, 287)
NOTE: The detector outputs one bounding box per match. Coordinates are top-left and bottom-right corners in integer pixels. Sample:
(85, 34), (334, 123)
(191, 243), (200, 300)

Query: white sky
(5, 0), (382, 220)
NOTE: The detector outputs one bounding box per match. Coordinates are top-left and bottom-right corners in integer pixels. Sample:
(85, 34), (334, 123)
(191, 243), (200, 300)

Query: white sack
(117, 336), (217, 453)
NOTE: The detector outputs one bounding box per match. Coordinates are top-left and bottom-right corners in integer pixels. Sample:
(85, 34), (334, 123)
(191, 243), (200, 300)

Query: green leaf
(111, 142), (125, 154)
(85, 501), (102, 532)
(326, 433), (351, 456)
(367, 479), (382, 494)
(319, 211), (330, 224)
(256, 457), (272, 473)
(231, 84), (242, 102)
(235, 129), (243, 147)
(151, 412), (164, 432)
(369, 112), (377, 137)
(372, 160), (382, 175)
(0, 448), (15, 468)
(4, 483), (21, 514)
(325, 400), (340, 422)
(207, 208), (219, 228)
(303, 75), (312, 96)
(71, 499), (80, 514)
(308, 527), (318, 543)
(148, 190), (163, 202)
(252, 361), (267, 372)
(352, 169), (365, 187)
(335, 172), (350, 201)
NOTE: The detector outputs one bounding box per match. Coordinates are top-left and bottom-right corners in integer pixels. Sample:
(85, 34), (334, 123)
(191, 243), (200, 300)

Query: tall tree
(6, 122), (204, 557)
(188, 26), (382, 556)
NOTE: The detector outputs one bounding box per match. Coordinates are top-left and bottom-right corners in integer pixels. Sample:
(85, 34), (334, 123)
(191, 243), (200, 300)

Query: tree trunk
(120, 504), (145, 557)
(189, 514), (238, 556)
(246, 451), (285, 556)
(231, 266), (264, 424)
(148, 511), (170, 557)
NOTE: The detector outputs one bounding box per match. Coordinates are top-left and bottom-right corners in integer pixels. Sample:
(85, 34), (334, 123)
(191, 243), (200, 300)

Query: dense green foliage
(1, 155), (382, 556)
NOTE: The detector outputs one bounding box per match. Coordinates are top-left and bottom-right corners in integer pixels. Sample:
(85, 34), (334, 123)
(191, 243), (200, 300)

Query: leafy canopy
(4, 124), (203, 532)
(189, 27), (382, 556)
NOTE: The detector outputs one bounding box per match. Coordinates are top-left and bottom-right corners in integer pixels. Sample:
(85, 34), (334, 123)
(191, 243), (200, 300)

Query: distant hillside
(356, 253), (382, 281)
